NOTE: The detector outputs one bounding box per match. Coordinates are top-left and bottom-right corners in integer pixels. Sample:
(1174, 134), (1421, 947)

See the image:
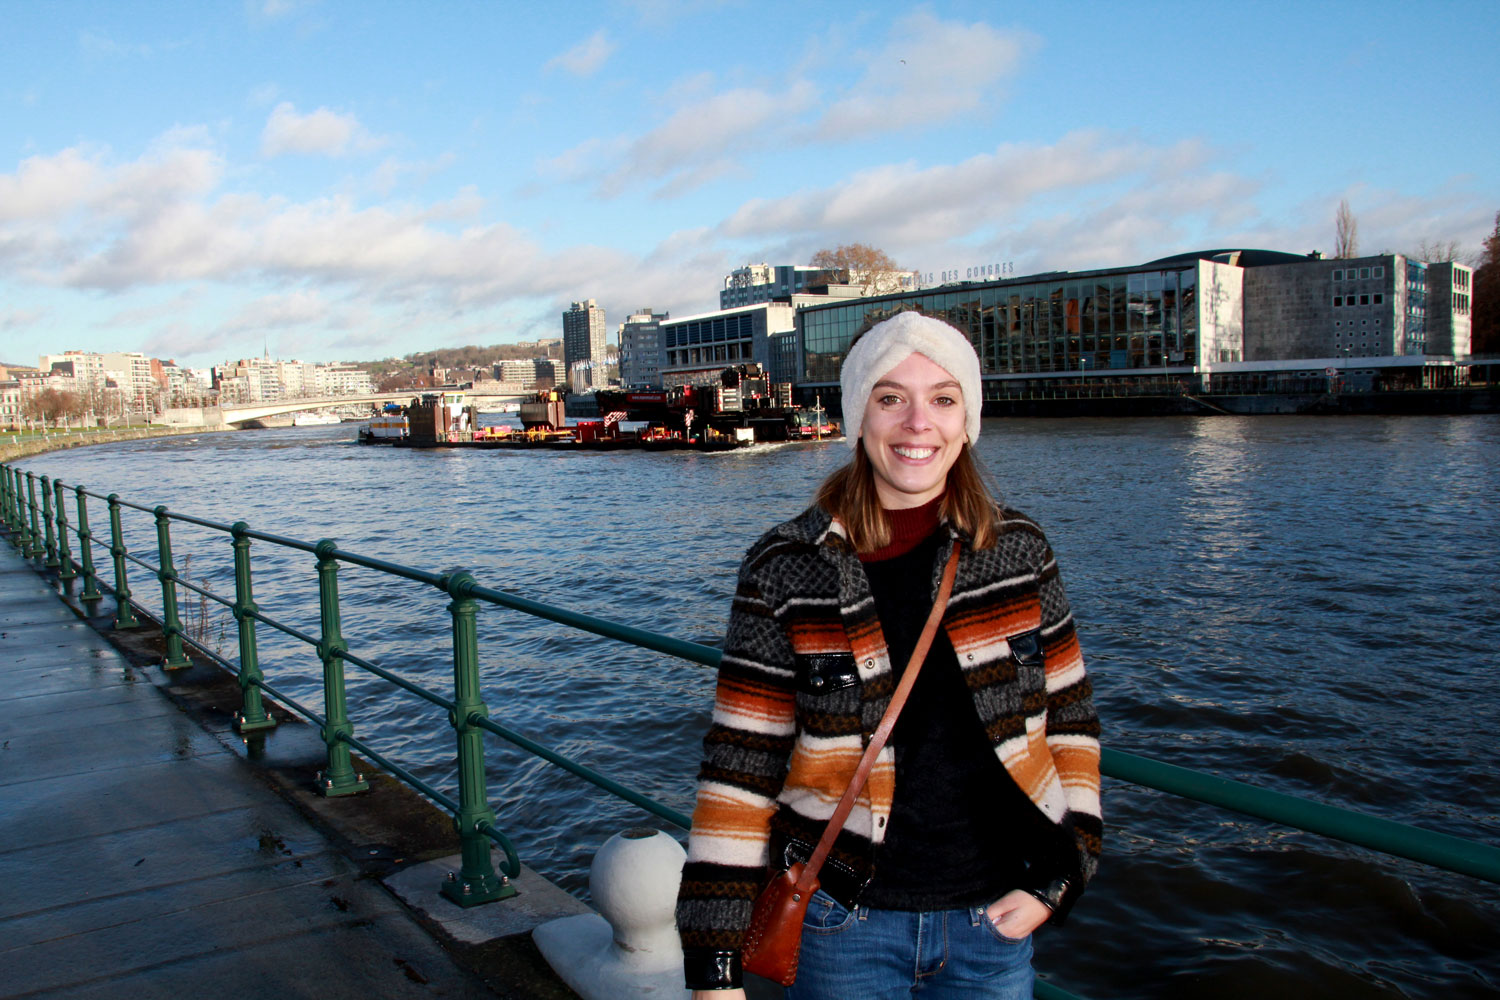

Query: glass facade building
(800, 264), (1200, 391)
(658, 303), (794, 388)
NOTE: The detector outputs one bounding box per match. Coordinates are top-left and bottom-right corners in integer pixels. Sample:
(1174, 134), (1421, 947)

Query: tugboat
(357, 403), (409, 443)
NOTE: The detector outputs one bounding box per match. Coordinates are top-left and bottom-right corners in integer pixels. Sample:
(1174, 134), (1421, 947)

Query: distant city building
(569, 359), (605, 393)
(793, 248), (1475, 408)
(0, 377), (22, 428)
(100, 352), (156, 411)
(618, 308), (668, 387)
(721, 263), (920, 309)
(722, 265), (826, 309)
(315, 361), (374, 396)
(496, 358), (563, 390)
(659, 302), (796, 389)
(513, 338), (564, 358)
(40, 351), (106, 388)
(213, 357), (373, 402)
(563, 299), (608, 370)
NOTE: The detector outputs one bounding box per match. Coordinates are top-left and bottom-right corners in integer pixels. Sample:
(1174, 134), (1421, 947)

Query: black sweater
(859, 511), (1067, 910)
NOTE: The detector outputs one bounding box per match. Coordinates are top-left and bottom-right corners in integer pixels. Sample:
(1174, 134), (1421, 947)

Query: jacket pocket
(795, 652), (859, 695)
(1007, 628), (1044, 667)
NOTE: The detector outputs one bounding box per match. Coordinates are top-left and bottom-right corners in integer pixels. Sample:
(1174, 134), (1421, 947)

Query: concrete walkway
(0, 539), (582, 999)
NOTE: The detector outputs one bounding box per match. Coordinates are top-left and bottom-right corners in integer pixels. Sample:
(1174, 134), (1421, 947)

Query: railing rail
(3, 460), (1499, 1000)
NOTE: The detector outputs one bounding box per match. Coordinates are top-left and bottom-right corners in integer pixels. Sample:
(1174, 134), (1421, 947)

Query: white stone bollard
(533, 827), (689, 999)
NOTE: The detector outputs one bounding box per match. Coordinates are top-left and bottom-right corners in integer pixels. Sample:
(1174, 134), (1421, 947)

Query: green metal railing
(3, 460), (1498, 1000)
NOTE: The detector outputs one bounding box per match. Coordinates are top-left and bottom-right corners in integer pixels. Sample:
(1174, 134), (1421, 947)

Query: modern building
(40, 351), (107, 396)
(496, 358), (563, 390)
(100, 352), (157, 411)
(618, 308), (668, 387)
(1241, 252), (1473, 364)
(568, 359), (606, 393)
(659, 302), (796, 388)
(793, 248), (1474, 410)
(0, 376), (23, 428)
(721, 263), (920, 309)
(563, 299), (608, 370)
(314, 361), (374, 396)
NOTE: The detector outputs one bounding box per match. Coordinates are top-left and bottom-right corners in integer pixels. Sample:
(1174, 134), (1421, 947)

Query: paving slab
(0, 535), (577, 1000)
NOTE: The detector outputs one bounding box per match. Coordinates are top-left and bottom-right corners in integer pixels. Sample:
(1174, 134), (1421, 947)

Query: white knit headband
(839, 312), (982, 449)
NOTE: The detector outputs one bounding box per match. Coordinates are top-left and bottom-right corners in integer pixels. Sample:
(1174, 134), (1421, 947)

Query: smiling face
(859, 352), (968, 510)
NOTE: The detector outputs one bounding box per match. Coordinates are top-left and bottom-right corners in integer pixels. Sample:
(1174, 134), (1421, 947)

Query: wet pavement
(0, 538), (582, 999)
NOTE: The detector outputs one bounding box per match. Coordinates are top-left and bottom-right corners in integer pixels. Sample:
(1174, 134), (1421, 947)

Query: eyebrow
(873, 378), (962, 391)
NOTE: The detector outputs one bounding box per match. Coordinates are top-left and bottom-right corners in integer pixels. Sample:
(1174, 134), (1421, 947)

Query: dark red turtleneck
(858, 494), (944, 563)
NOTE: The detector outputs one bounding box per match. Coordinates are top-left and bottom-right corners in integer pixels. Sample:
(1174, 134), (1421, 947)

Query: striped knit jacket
(675, 502), (1102, 987)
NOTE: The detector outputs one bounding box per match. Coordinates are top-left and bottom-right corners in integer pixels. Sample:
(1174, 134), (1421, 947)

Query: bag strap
(795, 539), (962, 892)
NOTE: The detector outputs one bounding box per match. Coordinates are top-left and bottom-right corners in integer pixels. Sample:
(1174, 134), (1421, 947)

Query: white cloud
(78, 29), (187, 59)
(248, 82), (281, 108)
(260, 102), (386, 158)
(368, 153), (459, 196)
(720, 131), (1166, 247)
(552, 80), (818, 198)
(2, 115), (1487, 370)
(214, 291), (335, 344)
(0, 308), (46, 332)
(812, 10), (1035, 139)
(538, 11), (1032, 200)
(546, 30), (616, 76)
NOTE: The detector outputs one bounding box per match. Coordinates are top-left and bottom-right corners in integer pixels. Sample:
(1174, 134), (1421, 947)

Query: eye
(877, 393), (903, 406)
(932, 394), (957, 407)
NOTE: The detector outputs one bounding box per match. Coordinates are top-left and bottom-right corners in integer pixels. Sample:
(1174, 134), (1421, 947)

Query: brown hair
(815, 443), (999, 553)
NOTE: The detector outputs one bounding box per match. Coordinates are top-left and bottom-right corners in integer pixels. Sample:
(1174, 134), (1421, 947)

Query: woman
(676, 312), (1101, 999)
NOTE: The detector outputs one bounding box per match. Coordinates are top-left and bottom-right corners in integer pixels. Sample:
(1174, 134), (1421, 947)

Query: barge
(374, 367), (839, 451)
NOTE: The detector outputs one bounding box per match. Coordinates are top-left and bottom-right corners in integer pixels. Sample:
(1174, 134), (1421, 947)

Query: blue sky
(2, 0), (1496, 369)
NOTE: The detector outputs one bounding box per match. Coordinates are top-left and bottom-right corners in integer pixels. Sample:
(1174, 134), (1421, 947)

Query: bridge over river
(165, 384), (535, 428)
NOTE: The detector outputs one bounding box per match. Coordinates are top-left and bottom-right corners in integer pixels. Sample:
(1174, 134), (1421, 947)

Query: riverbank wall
(977, 384), (1500, 418)
(0, 425), (227, 464)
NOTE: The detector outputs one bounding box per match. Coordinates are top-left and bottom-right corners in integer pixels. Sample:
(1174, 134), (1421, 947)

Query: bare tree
(1335, 200), (1359, 259)
(1414, 239), (1466, 264)
(810, 243), (908, 296)
(23, 389), (84, 426)
(1472, 211), (1500, 356)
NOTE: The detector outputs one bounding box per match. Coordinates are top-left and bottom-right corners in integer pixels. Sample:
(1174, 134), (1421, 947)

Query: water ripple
(28, 415), (1500, 998)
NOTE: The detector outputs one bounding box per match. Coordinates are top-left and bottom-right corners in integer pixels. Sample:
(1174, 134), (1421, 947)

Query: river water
(23, 415), (1500, 999)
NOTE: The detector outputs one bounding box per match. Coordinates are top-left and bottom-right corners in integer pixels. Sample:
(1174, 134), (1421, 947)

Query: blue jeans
(785, 890), (1035, 999)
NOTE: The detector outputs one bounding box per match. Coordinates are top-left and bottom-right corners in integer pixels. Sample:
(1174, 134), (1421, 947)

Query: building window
(1333, 269), (1343, 281)
(1333, 296), (1343, 307)
(1360, 268), (1370, 279)
(1360, 294), (1369, 305)
(1373, 293), (1383, 305)
(1373, 267), (1384, 278)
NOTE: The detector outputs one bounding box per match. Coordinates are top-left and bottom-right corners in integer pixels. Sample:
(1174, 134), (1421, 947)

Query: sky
(2, 0), (1496, 370)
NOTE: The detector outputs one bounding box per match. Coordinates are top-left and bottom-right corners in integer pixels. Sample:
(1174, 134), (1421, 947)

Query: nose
(902, 400), (933, 432)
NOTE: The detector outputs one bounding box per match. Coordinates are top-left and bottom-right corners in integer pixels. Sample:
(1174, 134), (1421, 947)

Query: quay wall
(0, 425), (227, 464)
(975, 385), (1500, 418)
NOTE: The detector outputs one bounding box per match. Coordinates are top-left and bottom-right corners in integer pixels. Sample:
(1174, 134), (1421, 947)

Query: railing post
(74, 487), (103, 613)
(0, 465), (13, 534)
(153, 506), (191, 671)
(106, 494), (140, 630)
(0, 466), (16, 538)
(26, 473), (44, 562)
(53, 478), (76, 584)
(439, 571), (514, 907)
(40, 475), (60, 569)
(230, 522), (275, 733)
(313, 540), (368, 796)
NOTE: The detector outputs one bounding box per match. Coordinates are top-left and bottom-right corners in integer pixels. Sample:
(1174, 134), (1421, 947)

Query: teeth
(894, 446), (935, 459)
